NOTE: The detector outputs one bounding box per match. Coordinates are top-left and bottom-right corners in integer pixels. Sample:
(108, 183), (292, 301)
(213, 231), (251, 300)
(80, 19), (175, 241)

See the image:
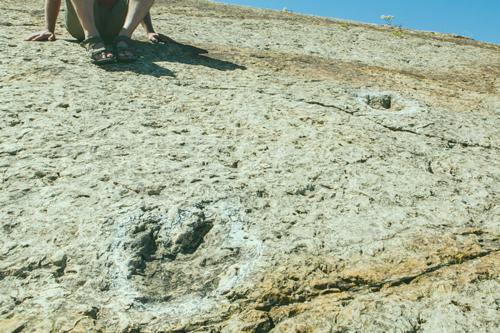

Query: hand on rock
(26, 31), (56, 42)
(147, 32), (175, 44)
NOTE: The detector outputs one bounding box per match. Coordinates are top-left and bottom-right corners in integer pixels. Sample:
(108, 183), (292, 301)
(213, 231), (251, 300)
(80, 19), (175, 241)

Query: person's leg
(119, 0), (155, 38)
(112, 0), (154, 61)
(68, 0), (100, 39)
(100, 0), (129, 41)
(64, 0), (85, 41)
(66, 0), (110, 41)
(68, 0), (114, 62)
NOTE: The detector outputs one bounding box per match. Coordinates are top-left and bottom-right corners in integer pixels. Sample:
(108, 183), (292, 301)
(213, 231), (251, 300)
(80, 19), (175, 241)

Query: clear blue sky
(218, 0), (500, 44)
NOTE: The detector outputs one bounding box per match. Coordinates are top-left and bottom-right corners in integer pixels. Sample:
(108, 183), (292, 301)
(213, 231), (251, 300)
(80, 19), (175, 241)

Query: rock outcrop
(1, 0), (499, 332)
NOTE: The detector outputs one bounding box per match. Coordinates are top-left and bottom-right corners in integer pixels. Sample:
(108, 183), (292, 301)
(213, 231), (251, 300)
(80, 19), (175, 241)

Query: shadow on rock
(101, 38), (247, 77)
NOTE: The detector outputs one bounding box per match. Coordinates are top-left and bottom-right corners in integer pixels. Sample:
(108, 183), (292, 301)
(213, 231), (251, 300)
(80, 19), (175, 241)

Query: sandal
(80, 36), (115, 65)
(113, 35), (138, 63)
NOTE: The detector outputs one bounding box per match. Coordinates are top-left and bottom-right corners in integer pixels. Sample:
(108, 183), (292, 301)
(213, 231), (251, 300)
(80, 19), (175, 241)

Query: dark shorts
(65, 0), (129, 41)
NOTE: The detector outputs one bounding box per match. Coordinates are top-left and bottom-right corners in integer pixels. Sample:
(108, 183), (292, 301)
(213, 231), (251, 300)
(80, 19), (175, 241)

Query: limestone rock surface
(1, 0), (499, 332)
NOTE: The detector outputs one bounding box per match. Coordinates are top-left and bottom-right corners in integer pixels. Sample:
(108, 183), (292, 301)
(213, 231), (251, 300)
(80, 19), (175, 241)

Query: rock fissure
(297, 99), (497, 151)
(374, 122), (497, 150)
(301, 100), (356, 115)
(248, 247), (499, 317)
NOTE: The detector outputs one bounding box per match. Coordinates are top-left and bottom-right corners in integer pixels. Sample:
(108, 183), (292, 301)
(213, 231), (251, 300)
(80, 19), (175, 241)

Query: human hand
(147, 32), (175, 44)
(26, 31), (56, 42)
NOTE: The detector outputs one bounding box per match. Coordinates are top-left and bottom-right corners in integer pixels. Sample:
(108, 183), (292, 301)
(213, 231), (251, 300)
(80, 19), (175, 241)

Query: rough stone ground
(1, 0), (499, 332)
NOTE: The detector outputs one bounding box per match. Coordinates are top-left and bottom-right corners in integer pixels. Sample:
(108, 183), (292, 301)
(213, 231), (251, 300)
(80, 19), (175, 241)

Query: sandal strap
(114, 35), (131, 43)
(81, 36), (105, 48)
(81, 37), (113, 55)
(83, 39), (115, 63)
(90, 48), (108, 57)
(114, 35), (133, 49)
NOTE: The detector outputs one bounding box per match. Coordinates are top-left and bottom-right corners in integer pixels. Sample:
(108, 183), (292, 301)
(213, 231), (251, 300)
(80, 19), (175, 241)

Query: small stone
(50, 250), (67, 268)
(34, 170), (46, 178)
(146, 185), (165, 196)
(1, 144), (20, 156)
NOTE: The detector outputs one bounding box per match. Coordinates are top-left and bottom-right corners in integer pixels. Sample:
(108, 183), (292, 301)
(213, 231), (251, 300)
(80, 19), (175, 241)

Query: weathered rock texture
(1, 0), (499, 332)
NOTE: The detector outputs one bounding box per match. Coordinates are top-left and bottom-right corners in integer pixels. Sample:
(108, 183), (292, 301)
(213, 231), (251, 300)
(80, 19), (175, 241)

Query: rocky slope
(1, 0), (499, 332)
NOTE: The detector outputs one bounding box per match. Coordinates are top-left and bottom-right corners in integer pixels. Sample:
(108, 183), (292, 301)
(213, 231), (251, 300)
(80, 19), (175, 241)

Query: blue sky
(218, 0), (500, 44)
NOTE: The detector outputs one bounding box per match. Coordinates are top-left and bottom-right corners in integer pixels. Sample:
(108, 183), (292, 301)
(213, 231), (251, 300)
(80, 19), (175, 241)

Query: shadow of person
(101, 38), (247, 78)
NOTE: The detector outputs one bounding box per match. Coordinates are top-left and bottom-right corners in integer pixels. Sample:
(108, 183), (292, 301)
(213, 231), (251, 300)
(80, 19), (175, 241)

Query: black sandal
(113, 35), (138, 63)
(80, 36), (115, 65)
